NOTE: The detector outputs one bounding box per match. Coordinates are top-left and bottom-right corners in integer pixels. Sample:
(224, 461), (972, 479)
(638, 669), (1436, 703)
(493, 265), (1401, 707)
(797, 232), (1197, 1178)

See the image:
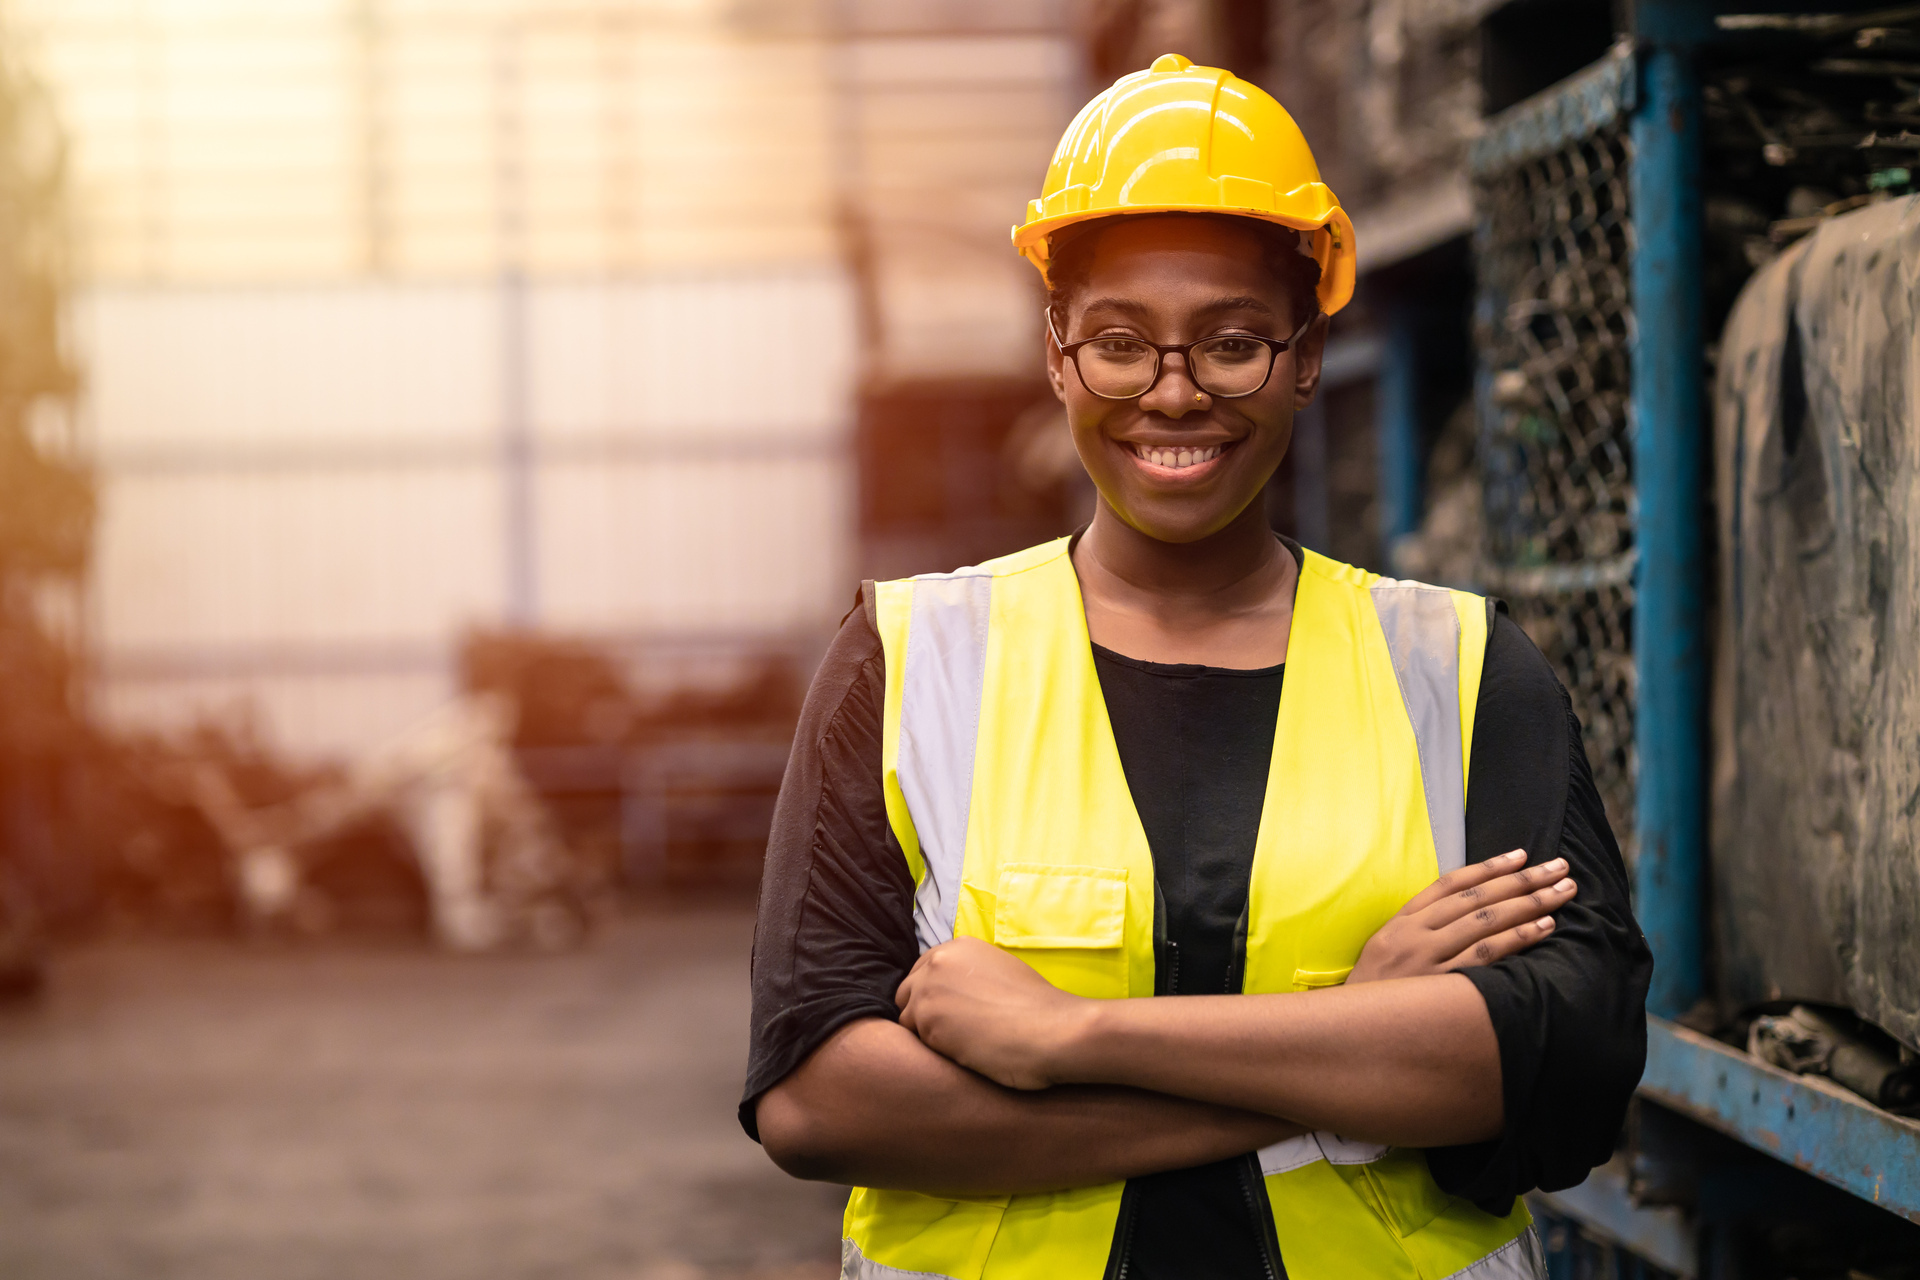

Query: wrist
(1042, 993), (1116, 1085)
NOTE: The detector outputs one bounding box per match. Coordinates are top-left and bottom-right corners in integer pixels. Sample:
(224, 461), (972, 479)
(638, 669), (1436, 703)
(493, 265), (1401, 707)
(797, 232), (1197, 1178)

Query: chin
(1115, 499), (1245, 546)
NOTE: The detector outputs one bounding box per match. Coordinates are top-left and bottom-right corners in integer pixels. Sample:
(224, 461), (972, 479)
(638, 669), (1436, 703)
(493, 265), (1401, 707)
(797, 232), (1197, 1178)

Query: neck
(1078, 497), (1287, 606)
(1072, 497), (1296, 667)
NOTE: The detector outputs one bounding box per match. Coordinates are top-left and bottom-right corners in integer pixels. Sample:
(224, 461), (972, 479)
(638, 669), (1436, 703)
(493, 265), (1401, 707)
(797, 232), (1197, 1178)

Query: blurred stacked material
(185, 696), (585, 952)
(463, 632), (802, 895)
(1704, 8), (1920, 316)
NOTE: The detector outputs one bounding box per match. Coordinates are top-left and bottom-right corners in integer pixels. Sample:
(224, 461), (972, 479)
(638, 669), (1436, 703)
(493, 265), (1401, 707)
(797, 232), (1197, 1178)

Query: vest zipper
(1239, 1154), (1288, 1280)
(1106, 932), (1176, 1280)
(1228, 904), (1286, 1278)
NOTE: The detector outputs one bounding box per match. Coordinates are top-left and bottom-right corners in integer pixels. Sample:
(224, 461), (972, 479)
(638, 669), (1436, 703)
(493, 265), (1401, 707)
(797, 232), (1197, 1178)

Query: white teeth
(1136, 444), (1221, 470)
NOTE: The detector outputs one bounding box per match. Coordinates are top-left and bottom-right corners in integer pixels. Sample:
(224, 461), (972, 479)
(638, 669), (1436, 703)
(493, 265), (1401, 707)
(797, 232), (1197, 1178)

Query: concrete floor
(0, 906), (844, 1280)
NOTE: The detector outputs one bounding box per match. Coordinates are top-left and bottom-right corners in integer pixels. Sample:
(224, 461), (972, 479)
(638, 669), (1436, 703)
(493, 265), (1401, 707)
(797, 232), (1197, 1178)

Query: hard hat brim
(1013, 205), (1357, 316)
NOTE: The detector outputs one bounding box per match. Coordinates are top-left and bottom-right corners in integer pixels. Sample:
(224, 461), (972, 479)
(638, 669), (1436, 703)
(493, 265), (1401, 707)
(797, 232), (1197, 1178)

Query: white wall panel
(533, 453), (851, 636)
(96, 464), (503, 649)
(526, 271), (854, 442)
(78, 285), (502, 453)
(79, 270), (855, 760)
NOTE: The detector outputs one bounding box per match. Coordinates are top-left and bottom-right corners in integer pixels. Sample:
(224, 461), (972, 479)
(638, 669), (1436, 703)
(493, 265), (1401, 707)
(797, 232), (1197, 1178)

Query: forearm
(1052, 974), (1503, 1147)
(756, 1017), (1303, 1196)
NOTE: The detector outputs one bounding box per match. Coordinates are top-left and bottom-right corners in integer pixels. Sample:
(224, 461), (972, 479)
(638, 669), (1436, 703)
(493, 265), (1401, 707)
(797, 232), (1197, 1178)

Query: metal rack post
(1628, 6), (1708, 1023)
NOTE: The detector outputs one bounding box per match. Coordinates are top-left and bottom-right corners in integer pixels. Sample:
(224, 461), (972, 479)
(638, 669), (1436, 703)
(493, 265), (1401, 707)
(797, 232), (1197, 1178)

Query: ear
(1045, 307), (1069, 404)
(1292, 312), (1330, 410)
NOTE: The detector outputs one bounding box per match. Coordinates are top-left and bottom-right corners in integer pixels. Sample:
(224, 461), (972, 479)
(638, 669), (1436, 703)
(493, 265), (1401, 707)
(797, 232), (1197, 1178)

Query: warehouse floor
(0, 905), (843, 1280)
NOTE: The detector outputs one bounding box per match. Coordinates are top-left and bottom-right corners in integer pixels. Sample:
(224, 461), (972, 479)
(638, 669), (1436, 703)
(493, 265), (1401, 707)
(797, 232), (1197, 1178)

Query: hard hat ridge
(1014, 52), (1356, 315)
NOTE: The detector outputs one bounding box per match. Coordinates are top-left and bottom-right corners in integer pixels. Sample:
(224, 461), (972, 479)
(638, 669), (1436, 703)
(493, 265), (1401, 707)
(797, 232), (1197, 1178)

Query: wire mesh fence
(1471, 66), (1639, 859)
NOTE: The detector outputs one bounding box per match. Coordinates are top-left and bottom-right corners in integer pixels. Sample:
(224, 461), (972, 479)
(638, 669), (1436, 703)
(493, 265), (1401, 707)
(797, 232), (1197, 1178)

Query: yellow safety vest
(847, 537), (1543, 1280)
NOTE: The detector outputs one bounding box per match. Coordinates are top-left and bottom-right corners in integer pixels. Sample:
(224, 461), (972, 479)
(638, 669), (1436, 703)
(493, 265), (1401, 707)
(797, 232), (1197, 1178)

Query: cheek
(1242, 384), (1296, 457)
(1062, 396), (1119, 468)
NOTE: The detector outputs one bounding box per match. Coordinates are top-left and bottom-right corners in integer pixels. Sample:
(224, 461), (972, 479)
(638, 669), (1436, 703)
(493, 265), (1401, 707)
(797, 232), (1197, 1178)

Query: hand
(896, 936), (1089, 1090)
(1348, 850), (1575, 985)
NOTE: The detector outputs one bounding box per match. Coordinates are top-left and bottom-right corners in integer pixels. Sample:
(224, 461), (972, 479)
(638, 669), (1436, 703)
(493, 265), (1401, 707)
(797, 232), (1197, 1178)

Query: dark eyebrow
(1200, 295), (1276, 318)
(1076, 296), (1156, 320)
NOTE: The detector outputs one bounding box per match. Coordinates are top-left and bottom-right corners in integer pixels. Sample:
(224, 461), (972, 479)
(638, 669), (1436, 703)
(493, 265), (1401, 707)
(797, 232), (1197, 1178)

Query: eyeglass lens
(1075, 336), (1275, 399)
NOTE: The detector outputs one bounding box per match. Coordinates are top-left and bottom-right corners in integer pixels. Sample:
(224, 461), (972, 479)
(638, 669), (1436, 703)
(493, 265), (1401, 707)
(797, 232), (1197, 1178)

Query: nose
(1137, 352), (1211, 419)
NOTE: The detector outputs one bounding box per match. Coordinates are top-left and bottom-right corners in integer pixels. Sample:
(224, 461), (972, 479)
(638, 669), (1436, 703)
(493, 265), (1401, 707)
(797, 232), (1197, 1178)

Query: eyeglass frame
(1046, 308), (1319, 402)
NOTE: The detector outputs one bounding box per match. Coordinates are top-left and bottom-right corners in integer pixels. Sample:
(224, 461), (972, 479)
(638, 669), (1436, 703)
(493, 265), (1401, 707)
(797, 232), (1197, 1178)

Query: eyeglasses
(1047, 310), (1316, 401)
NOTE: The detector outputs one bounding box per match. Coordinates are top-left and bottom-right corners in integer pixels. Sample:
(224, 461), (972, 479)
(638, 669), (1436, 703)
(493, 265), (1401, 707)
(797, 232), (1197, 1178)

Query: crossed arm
(756, 851), (1577, 1196)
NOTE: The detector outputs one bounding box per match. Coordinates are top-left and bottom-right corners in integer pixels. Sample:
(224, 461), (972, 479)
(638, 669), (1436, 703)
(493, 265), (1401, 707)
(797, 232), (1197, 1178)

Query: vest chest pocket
(984, 864), (1131, 999)
(1292, 965), (1355, 990)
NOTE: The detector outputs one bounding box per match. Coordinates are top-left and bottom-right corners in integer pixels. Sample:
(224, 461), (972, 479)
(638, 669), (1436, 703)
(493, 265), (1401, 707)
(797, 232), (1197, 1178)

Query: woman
(743, 55), (1649, 1280)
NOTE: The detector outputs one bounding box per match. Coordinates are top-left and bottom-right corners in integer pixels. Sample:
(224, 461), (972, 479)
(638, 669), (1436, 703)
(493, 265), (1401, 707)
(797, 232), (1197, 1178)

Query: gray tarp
(1714, 196), (1920, 1051)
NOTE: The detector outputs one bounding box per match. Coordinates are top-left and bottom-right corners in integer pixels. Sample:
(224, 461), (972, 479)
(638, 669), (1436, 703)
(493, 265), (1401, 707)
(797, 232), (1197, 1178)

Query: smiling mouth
(1129, 442), (1225, 471)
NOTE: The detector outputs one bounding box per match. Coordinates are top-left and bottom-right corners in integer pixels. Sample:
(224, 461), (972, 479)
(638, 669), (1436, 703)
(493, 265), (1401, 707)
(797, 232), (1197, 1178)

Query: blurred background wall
(9, 0), (1076, 762)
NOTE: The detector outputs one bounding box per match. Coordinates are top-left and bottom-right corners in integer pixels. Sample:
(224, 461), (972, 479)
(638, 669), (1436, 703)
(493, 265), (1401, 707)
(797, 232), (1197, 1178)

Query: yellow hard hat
(1013, 53), (1355, 315)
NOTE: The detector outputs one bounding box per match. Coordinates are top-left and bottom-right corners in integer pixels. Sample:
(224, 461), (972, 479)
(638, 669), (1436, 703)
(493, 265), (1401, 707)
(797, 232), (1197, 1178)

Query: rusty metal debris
(191, 695), (585, 952)
(461, 631), (802, 895)
(1749, 1006), (1920, 1115)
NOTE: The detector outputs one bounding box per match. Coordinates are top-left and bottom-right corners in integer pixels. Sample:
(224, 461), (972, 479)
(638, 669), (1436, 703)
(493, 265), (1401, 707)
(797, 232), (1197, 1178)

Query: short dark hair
(1044, 213), (1323, 336)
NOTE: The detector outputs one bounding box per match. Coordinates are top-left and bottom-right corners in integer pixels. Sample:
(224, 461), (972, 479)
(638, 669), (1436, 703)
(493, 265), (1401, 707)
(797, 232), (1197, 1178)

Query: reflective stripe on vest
(1372, 578), (1472, 876)
(843, 1238), (962, 1280)
(886, 567), (993, 951)
(858, 538), (1534, 1280)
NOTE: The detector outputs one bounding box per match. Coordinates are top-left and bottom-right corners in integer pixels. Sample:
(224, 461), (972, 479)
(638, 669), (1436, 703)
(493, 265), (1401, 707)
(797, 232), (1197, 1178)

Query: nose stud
(1193, 392), (1205, 404)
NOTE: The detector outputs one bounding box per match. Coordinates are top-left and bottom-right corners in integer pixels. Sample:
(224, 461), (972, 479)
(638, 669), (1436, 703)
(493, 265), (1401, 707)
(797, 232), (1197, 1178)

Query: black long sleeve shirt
(741, 566), (1650, 1273)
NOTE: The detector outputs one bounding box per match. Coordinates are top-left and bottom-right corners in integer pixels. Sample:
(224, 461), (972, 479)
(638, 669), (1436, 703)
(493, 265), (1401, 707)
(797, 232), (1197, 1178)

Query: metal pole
(495, 21), (536, 627)
(1376, 301), (1422, 554)
(1629, 34), (1707, 1019)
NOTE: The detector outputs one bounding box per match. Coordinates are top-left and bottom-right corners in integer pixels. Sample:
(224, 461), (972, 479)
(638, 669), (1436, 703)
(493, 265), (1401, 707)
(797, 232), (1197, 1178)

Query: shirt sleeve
(1423, 609), (1654, 1211)
(739, 594), (919, 1141)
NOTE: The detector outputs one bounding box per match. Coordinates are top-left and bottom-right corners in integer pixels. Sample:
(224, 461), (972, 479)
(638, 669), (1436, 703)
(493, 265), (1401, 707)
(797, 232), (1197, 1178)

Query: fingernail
(1544, 858), (1568, 873)
(1554, 878), (1575, 892)
(1499, 849), (1526, 863)
(1537, 918), (1555, 932)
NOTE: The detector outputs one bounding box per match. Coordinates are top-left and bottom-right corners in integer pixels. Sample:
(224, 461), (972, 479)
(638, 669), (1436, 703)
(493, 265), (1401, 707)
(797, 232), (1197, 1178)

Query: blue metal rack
(1468, 1), (1920, 1264)
(1641, 1019), (1920, 1223)
(1628, 6), (1709, 1026)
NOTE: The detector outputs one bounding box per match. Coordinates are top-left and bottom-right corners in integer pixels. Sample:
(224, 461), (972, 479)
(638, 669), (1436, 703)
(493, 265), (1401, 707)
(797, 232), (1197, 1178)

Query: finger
(895, 966), (920, 1010)
(1417, 856), (1568, 929)
(1396, 849), (1528, 917)
(1430, 876), (1577, 956)
(1444, 914), (1558, 970)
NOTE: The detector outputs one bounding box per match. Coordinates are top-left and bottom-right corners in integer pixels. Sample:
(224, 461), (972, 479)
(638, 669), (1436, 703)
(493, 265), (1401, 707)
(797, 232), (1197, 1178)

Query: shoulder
(795, 588), (886, 743)
(1473, 608), (1573, 751)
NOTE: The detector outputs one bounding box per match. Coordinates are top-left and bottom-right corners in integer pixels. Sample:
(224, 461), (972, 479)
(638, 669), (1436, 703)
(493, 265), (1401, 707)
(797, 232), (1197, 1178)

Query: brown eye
(1198, 336), (1264, 364)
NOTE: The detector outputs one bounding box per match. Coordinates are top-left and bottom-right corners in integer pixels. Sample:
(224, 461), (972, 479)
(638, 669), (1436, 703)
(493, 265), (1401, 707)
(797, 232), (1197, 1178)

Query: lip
(1120, 438), (1236, 481)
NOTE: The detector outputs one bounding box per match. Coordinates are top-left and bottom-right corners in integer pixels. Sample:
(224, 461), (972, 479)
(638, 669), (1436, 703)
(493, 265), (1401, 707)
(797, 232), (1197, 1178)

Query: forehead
(1069, 215), (1285, 311)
